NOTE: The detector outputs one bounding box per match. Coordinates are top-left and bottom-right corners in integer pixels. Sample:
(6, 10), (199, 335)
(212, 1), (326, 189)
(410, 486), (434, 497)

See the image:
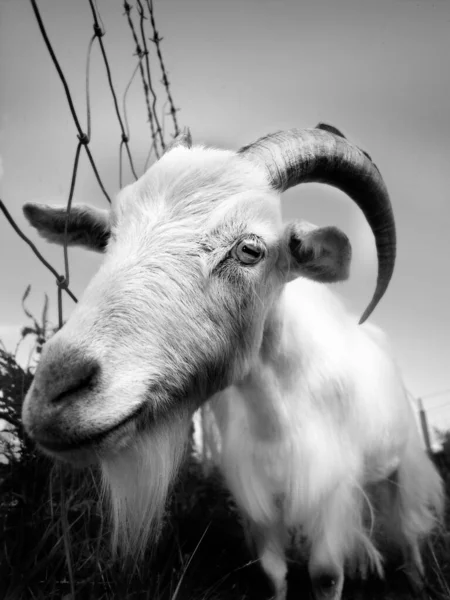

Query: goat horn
(164, 127), (192, 154)
(238, 124), (396, 324)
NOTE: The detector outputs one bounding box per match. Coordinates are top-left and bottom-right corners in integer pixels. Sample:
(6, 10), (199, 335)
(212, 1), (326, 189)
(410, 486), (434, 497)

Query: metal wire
(136, 0), (166, 150)
(146, 0), (180, 136)
(88, 0), (139, 181)
(1, 0), (179, 333)
(29, 0), (111, 205)
(0, 200), (77, 305)
(123, 1), (161, 158)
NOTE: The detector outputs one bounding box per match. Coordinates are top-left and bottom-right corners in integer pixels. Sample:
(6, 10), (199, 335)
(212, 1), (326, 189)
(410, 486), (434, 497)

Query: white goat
(22, 124), (443, 600)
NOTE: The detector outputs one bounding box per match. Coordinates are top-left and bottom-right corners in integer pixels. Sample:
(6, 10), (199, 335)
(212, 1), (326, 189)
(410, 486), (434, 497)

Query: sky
(0, 0), (449, 441)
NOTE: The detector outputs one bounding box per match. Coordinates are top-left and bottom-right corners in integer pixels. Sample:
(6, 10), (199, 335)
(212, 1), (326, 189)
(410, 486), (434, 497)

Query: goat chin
(100, 408), (191, 559)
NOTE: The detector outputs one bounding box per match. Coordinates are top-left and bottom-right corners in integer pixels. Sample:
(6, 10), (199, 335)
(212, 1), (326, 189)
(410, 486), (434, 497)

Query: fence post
(418, 397), (432, 454)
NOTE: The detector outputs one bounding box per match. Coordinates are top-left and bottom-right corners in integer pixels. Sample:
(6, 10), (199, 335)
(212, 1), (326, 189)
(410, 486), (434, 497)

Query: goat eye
(232, 238), (265, 265)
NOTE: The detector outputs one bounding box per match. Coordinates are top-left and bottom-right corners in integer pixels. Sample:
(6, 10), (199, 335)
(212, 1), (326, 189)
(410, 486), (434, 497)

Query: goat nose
(31, 344), (101, 407)
(49, 358), (100, 405)
(22, 344), (102, 448)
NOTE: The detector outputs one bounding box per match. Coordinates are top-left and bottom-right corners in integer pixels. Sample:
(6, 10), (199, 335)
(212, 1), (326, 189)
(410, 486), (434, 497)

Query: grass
(1, 342), (450, 600)
(0, 448), (269, 600)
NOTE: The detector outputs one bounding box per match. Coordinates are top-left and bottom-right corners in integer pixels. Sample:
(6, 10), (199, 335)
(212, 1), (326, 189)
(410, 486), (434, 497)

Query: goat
(22, 124), (443, 600)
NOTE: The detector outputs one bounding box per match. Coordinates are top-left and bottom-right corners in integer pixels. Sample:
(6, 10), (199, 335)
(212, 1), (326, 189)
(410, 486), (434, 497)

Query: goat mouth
(36, 404), (146, 455)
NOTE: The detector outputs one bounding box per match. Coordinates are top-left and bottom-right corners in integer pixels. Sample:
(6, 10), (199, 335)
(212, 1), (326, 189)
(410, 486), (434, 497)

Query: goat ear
(23, 203), (111, 252)
(282, 221), (352, 283)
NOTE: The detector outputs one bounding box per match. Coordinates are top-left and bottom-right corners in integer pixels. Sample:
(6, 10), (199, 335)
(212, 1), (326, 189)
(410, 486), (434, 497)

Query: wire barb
(78, 132), (90, 145)
(93, 23), (104, 38)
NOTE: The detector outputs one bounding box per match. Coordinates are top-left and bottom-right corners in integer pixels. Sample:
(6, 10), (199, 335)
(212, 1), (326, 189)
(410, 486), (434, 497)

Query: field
(1, 344), (450, 600)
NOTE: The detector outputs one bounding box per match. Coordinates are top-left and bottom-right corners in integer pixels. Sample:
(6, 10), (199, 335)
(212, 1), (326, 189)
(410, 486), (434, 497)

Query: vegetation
(1, 294), (449, 599)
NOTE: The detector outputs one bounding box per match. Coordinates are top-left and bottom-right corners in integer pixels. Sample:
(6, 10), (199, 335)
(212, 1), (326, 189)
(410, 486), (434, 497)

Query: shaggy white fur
(22, 137), (444, 600)
(203, 279), (443, 598)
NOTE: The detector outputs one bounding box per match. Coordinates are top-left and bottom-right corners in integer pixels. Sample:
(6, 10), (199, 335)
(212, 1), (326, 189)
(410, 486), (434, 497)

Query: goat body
(204, 279), (443, 598)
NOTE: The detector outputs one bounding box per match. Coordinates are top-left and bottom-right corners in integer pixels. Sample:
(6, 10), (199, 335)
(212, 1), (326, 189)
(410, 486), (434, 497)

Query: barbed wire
(88, 0), (141, 185)
(1, 0), (180, 334)
(123, 2), (160, 158)
(146, 0), (180, 136)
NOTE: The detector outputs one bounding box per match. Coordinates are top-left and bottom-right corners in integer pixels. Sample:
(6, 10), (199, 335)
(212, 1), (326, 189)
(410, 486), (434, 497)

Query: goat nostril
(51, 362), (100, 404)
(312, 573), (338, 594)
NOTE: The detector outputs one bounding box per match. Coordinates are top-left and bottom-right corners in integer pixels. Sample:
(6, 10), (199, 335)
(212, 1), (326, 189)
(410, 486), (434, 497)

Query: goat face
(22, 145), (352, 464)
(21, 126), (395, 553)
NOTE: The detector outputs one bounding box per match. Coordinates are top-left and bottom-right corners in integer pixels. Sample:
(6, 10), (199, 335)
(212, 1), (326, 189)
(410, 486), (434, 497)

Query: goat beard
(100, 407), (192, 560)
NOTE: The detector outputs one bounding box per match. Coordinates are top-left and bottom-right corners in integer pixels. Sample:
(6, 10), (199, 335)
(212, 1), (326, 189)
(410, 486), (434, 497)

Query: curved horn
(238, 124), (396, 324)
(164, 127), (192, 154)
